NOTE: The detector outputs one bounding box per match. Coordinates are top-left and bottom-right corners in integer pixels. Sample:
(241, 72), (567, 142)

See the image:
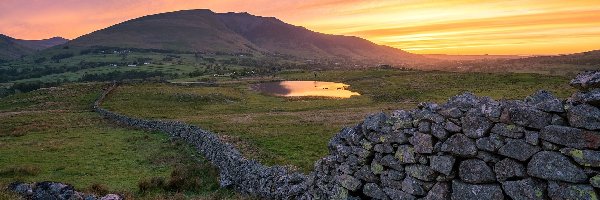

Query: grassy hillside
(0, 83), (240, 199)
(102, 69), (575, 171)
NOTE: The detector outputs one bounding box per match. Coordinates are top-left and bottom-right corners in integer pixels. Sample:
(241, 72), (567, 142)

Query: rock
(573, 88), (600, 106)
(430, 155), (455, 176)
(560, 148), (600, 167)
(418, 121), (431, 133)
(382, 170), (406, 180)
(451, 180), (503, 200)
(548, 181), (598, 200)
(405, 164), (437, 181)
(401, 176), (427, 196)
(383, 187), (416, 200)
(441, 134), (477, 157)
(409, 133), (433, 154)
(396, 145), (417, 164)
(494, 158), (526, 181)
(527, 151), (587, 183)
(591, 175), (600, 188)
(371, 161), (385, 175)
(525, 90), (564, 113)
(363, 183), (388, 199)
(374, 143), (394, 153)
(506, 105), (552, 129)
(380, 155), (403, 171)
(424, 182), (450, 200)
(524, 130), (539, 145)
(540, 125), (600, 149)
(462, 109), (493, 138)
(568, 104), (600, 130)
(9, 182), (32, 197)
(444, 120), (461, 133)
(458, 159), (496, 183)
(498, 139), (540, 161)
(501, 178), (546, 200)
(431, 123), (449, 140)
(446, 93), (480, 111)
(354, 166), (378, 182)
(570, 71), (600, 91)
(491, 123), (524, 138)
(476, 151), (502, 163)
(439, 106), (463, 119)
(336, 175), (362, 191)
(475, 135), (504, 152)
(551, 114), (567, 125)
(364, 112), (388, 133)
(100, 194), (122, 200)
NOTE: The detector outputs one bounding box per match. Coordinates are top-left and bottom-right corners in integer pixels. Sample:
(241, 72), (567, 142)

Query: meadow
(102, 69), (575, 171)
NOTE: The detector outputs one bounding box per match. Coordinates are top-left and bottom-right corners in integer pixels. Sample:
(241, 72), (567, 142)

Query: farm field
(102, 69), (575, 171)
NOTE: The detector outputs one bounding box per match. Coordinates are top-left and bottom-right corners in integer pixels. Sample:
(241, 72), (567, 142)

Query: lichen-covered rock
(491, 123), (524, 138)
(451, 180), (503, 200)
(459, 159), (496, 183)
(475, 134), (504, 152)
(363, 183), (388, 199)
(568, 104), (600, 130)
(441, 134), (477, 157)
(396, 145), (417, 164)
(462, 109), (493, 138)
(525, 90), (564, 113)
(501, 178), (546, 200)
(498, 139), (540, 161)
(336, 175), (362, 191)
(409, 132), (433, 154)
(494, 158), (526, 181)
(446, 92), (480, 111)
(560, 148), (600, 167)
(402, 176), (427, 196)
(548, 181), (598, 200)
(540, 125), (600, 149)
(374, 143), (394, 154)
(354, 166), (378, 182)
(384, 187), (416, 200)
(430, 155), (455, 176)
(570, 71), (600, 91)
(591, 175), (600, 188)
(405, 164), (437, 182)
(506, 105), (552, 129)
(527, 151), (587, 183)
(572, 88), (600, 106)
(363, 112), (388, 133)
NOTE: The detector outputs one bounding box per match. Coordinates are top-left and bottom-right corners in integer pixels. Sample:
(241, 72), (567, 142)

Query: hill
(67, 9), (419, 63)
(0, 34), (67, 61)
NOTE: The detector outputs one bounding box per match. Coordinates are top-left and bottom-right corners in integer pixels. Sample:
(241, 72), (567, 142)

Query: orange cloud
(0, 0), (598, 55)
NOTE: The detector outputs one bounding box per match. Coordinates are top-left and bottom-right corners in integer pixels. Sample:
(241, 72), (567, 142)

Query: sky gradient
(1, 0), (599, 55)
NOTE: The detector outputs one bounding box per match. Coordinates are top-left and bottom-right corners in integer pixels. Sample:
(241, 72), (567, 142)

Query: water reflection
(254, 81), (361, 98)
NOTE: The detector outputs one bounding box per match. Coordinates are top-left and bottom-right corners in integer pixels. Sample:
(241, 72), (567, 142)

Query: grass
(102, 69), (576, 172)
(0, 83), (240, 199)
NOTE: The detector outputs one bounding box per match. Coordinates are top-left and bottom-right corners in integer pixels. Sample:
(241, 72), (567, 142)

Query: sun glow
(1, 0), (599, 55)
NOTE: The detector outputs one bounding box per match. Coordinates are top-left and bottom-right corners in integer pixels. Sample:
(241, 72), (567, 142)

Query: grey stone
(560, 148), (600, 167)
(527, 151), (587, 183)
(424, 182), (450, 200)
(431, 123), (449, 140)
(383, 187), (416, 200)
(363, 112), (388, 133)
(501, 178), (546, 200)
(568, 104), (600, 130)
(524, 130), (539, 145)
(475, 135), (504, 152)
(573, 88), (600, 106)
(374, 143), (394, 153)
(548, 181), (598, 200)
(441, 134), (477, 157)
(396, 145), (417, 164)
(462, 109), (493, 138)
(446, 92), (480, 111)
(401, 176), (426, 196)
(498, 139), (540, 161)
(540, 125), (600, 149)
(525, 90), (564, 113)
(430, 155), (455, 176)
(439, 106), (463, 119)
(551, 114), (567, 125)
(451, 180), (503, 200)
(419, 121), (431, 133)
(336, 175), (361, 191)
(100, 194), (122, 200)
(541, 140), (560, 151)
(476, 151), (502, 163)
(380, 155), (403, 171)
(363, 183), (388, 199)
(371, 161), (385, 175)
(444, 120), (461, 133)
(354, 166), (378, 182)
(491, 123), (524, 138)
(405, 164), (437, 181)
(409, 133), (433, 154)
(494, 158), (526, 181)
(570, 71), (600, 91)
(506, 104), (552, 129)
(459, 159), (496, 183)
(382, 170), (406, 181)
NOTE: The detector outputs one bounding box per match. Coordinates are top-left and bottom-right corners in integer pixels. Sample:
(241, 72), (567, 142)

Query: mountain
(67, 9), (420, 62)
(0, 34), (67, 61)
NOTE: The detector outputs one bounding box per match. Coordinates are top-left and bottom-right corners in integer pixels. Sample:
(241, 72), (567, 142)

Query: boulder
(475, 135), (504, 152)
(441, 134), (477, 157)
(444, 121), (462, 133)
(451, 180), (503, 200)
(501, 178), (546, 200)
(363, 112), (388, 133)
(462, 109), (493, 138)
(401, 176), (427, 196)
(494, 158), (526, 181)
(560, 148), (600, 167)
(506, 105), (552, 129)
(409, 133), (433, 154)
(525, 90), (564, 113)
(424, 182), (450, 200)
(497, 139), (540, 161)
(572, 89), (600, 106)
(548, 181), (598, 200)
(336, 175), (362, 191)
(491, 123), (524, 138)
(540, 125), (600, 149)
(430, 155), (455, 176)
(458, 159), (496, 183)
(363, 183), (388, 199)
(570, 71), (600, 91)
(405, 164), (437, 182)
(383, 188), (416, 200)
(396, 145), (417, 164)
(568, 104), (600, 130)
(527, 151), (587, 183)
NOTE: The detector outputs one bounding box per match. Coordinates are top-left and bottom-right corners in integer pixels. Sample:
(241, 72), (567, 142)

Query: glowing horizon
(1, 0), (599, 55)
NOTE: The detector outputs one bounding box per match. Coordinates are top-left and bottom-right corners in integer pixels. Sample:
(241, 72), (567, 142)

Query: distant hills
(0, 34), (67, 61)
(67, 9), (420, 63)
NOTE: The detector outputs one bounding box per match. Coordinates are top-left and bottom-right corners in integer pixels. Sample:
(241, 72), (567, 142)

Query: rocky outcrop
(12, 72), (599, 199)
(8, 182), (121, 200)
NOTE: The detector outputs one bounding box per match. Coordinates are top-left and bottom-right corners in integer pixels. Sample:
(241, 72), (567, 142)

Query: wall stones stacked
(65, 71), (600, 199)
(304, 71), (600, 200)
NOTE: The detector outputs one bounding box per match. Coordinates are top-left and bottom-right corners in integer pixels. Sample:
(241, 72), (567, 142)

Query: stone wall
(93, 72), (600, 199)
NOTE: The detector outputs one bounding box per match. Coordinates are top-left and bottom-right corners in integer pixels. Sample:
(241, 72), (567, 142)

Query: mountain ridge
(0, 34), (67, 61)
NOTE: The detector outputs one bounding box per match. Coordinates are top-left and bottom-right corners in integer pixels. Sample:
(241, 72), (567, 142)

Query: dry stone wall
(90, 72), (600, 199)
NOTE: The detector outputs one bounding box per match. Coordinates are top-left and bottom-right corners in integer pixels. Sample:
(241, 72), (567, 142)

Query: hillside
(67, 9), (419, 62)
(0, 34), (67, 61)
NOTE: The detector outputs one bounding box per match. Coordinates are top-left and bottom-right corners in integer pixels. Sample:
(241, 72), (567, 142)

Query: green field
(102, 69), (575, 171)
(0, 83), (240, 199)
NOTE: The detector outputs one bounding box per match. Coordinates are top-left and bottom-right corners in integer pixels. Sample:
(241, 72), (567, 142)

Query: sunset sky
(1, 0), (599, 55)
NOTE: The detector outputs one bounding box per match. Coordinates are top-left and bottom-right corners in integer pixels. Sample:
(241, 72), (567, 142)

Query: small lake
(254, 81), (361, 98)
